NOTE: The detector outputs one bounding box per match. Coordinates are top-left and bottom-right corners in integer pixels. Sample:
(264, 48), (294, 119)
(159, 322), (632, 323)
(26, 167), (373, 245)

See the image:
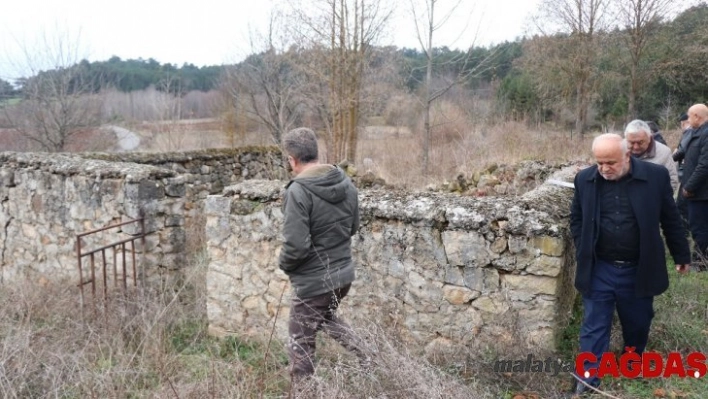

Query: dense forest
(1, 1), (707, 156)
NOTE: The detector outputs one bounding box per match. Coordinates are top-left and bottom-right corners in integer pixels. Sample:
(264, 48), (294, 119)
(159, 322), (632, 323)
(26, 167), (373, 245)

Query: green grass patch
(0, 97), (21, 107)
(651, 265), (708, 354)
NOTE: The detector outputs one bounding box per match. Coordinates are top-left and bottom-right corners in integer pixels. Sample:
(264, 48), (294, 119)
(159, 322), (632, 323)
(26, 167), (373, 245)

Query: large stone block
(442, 230), (496, 267)
(442, 284), (481, 305)
(502, 274), (558, 298)
(526, 255), (562, 277)
(205, 196), (232, 217)
(165, 177), (187, 197)
(125, 180), (165, 201)
(530, 236), (565, 257)
(472, 295), (510, 315)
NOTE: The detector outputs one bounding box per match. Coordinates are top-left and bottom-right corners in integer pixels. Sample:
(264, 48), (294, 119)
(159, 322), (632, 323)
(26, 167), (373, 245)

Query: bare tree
(531, 0), (611, 134)
(409, 0), (495, 174)
(220, 12), (306, 145)
(616, 0), (677, 118)
(2, 29), (105, 152)
(151, 77), (185, 151)
(289, 0), (392, 163)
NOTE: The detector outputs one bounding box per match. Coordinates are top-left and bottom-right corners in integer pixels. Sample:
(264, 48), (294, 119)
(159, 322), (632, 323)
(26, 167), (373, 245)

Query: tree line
(0, 57), (222, 95)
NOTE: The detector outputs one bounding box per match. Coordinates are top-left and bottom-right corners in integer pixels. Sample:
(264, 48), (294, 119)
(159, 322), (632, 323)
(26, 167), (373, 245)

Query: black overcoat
(570, 158), (690, 297)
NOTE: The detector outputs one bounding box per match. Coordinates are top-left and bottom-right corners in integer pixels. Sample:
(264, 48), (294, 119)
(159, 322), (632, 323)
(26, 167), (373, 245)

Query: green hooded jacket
(279, 165), (359, 298)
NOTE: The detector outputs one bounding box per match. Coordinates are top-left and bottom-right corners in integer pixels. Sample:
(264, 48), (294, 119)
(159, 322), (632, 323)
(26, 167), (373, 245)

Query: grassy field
(487, 261), (708, 399)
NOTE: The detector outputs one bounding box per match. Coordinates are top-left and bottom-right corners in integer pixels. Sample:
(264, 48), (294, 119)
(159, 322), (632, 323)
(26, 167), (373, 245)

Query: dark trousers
(287, 284), (364, 378)
(688, 200), (708, 267)
(577, 259), (654, 386)
(676, 188), (690, 235)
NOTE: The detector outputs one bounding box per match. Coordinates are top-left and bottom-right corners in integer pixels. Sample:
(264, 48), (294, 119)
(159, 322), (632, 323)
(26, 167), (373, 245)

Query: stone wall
(83, 147), (287, 199)
(83, 147), (288, 253)
(0, 147), (285, 284)
(0, 145), (579, 353)
(204, 167), (578, 354)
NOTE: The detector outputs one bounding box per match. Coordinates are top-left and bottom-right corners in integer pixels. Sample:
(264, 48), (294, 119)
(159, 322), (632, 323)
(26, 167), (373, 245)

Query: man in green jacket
(280, 127), (366, 381)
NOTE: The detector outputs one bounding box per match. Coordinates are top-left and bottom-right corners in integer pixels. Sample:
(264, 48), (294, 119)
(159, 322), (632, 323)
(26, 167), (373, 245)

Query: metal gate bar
(76, 218), (147, 308)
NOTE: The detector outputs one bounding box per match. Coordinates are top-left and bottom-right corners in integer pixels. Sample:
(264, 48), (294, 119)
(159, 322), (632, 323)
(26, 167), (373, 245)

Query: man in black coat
(673, 112), (694, 234)
(680, 103), (708, 271)
(569, 133), (690, 394)
(645, 120), (668, 146)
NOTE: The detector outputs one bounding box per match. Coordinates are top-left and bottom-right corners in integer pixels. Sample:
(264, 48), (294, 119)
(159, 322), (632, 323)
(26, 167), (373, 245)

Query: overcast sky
(0, 0), (540, 81)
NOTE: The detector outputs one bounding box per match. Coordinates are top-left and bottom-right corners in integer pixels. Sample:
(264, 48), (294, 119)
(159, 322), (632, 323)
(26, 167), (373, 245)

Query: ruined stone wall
(205, 167), (578, 353)
(83, 148), (288, 252)
(83, 147), (287, 199)
(0, 145), (579, 353)
(0, 148), (286, 284)
(0, 152), (182, 283)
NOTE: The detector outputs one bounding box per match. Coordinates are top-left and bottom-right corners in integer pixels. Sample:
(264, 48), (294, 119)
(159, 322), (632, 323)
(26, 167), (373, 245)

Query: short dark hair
(645, 120), (660, 133)
(282, 127), (318, 163)
(679, 113), (689, 122)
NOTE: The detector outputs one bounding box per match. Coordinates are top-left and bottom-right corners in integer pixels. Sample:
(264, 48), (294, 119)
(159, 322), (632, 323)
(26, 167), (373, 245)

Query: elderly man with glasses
(624, 119), (679, 192)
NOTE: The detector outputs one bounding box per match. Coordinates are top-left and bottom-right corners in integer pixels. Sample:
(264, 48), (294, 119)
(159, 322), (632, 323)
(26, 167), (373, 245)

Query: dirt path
(106, 125), (141, 151)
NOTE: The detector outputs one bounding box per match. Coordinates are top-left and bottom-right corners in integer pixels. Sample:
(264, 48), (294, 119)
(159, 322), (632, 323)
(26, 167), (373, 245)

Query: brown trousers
(287, 284), (364, 378)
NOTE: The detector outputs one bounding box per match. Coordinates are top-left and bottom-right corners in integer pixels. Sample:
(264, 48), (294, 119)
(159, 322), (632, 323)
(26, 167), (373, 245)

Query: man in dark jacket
(570, 133), (690, 395)
(645, 120), (668, 146)
(673, 112), (694, 232)
(681, 103), (708, 271)
(279, 127), (366, 381)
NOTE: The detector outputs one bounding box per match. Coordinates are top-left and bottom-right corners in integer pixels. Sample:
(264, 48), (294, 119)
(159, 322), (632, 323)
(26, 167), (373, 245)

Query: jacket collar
(694, 121), (708, 136)
(635, 138), (656, 160)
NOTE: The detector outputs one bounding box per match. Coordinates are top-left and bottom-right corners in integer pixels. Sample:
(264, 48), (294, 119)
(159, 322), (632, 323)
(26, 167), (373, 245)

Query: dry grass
(356, 121), (595, 188)
(119, 119), (598, 189)
(0, 255), (499, 399)
(130, 119), (274, 153)
(89, 117), (652, 193)
(3, 258), (703, 399)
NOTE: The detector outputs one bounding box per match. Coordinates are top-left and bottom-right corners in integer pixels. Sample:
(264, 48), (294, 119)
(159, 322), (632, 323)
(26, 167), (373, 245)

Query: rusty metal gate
(76, 218), (148, 309)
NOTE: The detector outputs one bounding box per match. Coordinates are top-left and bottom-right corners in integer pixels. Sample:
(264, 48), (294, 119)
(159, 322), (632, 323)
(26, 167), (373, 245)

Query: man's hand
(676, 263), (690, 274)
(682, 188), (694, 198)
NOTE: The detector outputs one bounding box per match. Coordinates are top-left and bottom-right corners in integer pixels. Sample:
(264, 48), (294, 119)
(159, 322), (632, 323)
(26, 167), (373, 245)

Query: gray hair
(624, 119), (652, 138)
(282, 127), (318, 163)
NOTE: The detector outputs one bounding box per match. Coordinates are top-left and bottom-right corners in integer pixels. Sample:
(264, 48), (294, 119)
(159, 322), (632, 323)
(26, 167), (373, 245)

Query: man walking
(624, 119), (679, 191)
(570, 133), (690, 395)
(680, 104), (708, 271)
(673, 112), (694, 232)
(279, 127), (366, 382)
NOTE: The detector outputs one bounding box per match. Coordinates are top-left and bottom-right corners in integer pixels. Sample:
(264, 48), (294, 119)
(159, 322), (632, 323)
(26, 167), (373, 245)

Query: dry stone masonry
(205, 167), (578, 354)
(0, 146), (578, 354)
(0, 148), (285, 284)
